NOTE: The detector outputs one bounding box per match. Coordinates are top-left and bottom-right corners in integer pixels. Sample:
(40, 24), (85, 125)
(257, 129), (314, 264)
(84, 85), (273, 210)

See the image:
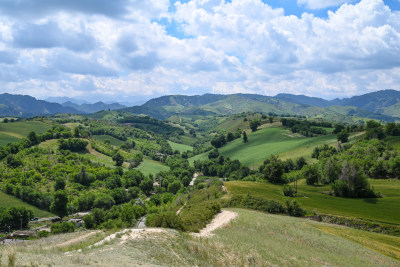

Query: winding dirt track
(192, 210), (238, 238)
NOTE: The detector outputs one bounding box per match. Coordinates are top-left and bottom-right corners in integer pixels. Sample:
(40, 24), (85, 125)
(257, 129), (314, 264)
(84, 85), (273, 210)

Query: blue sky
(0, 0), (399, 103)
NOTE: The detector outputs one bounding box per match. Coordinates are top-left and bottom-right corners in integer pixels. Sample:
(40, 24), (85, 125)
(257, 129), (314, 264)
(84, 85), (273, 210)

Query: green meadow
(0, 191), (53, 218)
(137, 158), (170, 176)
(0, 121), (52, 146)
(205, 209), (399, 266)
(0, 132), (19, 146)
(190, 127), (337, 167)
(225, 179), (400, 226)
(93, 134), (125, 146)
(168, 141), (193, 153)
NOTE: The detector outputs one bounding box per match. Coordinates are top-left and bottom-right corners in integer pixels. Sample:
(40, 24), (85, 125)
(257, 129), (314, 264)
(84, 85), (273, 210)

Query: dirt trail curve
(192, 210), (238, 238)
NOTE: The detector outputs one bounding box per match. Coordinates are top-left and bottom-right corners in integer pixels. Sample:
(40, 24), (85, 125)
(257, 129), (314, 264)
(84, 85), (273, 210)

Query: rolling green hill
(189, 127), (337, 167)
(0, 191), (54, 218)
(225, 179), (400, 226)
(0, 121), (52, 145)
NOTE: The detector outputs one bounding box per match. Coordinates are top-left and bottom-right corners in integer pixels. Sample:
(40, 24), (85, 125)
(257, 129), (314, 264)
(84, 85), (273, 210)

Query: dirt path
(88, 228), (169, 249)
(55, 231), (99, 248)
(0, 130), (24, 138)
(192, 210), (238, 238)
(189, 173), (199, 187)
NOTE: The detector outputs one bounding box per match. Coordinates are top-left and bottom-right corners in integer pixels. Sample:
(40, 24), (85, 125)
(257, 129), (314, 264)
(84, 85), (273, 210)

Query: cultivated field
(168, 141), (193, 153)
(0, 121), (52, 146)
(93, 134), (125, 146)
(137, 158), (170, 176)
(0, 191), (53, 218)
(190, 127), (337, 167)
(225, 179), (400, 226)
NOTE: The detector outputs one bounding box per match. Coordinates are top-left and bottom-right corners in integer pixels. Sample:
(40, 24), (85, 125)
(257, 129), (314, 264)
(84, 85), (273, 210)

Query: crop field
(0, 121), (52, 146)
(0, 121), (51, 137)
(168, 141), (193, 153)
(137, 158), (170, 176)
(0, 191), (53, 218)
(93, 134), (125, 146)
(190, 127), (337, 167)
(0, 132), (19, 146)
(225, 179), (400, 226)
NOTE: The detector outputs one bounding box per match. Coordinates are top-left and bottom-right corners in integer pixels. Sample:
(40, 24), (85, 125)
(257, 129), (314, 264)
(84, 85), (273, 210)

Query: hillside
(189, 126), (338, 167)
(1, 209), (398, 266)
(123, 91), (400, 123)
(62, 101), (126, 114)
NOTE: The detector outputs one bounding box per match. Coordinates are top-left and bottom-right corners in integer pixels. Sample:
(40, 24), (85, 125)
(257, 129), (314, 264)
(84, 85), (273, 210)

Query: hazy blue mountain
(274, 93), (332, 107)
(0, 93), (79, 117)
(62, 101), (126, 114)
(45, 97), (89, 105)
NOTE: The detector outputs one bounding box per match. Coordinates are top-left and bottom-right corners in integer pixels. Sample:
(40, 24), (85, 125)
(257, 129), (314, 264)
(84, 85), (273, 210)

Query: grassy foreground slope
(190, 127), (337, 167)
(1, 209), (398, 266)
(225, 180), (400, 226)
(0, 191), (53, 218)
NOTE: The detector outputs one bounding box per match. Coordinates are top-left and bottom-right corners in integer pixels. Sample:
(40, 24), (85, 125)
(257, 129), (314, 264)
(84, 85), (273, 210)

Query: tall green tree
(243, 131), (248, 143)
(50, 190), (68, 218)
(112, 152), (124, 167)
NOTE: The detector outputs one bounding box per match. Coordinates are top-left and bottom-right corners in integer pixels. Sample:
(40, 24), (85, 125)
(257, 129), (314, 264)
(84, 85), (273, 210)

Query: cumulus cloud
(0, 0), (168, 20)
(0, 50), (18, 64)
(0, 0), (399, 100)
(297, 0), (350, 9)
(13, 21), (96, 52)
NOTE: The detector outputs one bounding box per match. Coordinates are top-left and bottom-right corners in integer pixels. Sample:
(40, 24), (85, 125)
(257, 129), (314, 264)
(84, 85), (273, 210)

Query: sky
(0, 0), (399, 103)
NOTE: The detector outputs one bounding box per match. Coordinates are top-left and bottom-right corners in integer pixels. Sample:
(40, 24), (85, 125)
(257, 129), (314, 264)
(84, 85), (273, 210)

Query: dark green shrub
(50, 221), (75, 234)
(282, 184), (296, 197)
(146, 211), (184, 231)
(285, 200), (306, 217)
(38, 230), (50, 238)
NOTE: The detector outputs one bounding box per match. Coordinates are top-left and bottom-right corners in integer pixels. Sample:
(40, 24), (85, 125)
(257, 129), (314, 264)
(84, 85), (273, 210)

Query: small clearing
(192, 210), (238, 237)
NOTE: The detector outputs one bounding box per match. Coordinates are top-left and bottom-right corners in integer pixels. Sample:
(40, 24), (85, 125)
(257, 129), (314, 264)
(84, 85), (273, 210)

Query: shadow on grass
(363, 198), (378, 204)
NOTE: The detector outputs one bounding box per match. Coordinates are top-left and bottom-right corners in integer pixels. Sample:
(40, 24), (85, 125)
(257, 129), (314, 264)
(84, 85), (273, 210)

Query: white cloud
(297, 0), (350, 9)
(0, 0), (399, 101)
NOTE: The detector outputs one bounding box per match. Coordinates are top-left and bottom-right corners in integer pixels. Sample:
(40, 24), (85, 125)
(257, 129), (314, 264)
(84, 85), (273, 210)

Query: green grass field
(137, 158), (170, 176)
(0, 121), (51, 136)
(205, 209), (399, 266)
(225, 179), (400, 226)
(168, 141), (193, 153)
(189, 127), (337, 167)
(0, 121), (52, 146)
(0, 191), (53, 218)
(93, 135), (125, 146)
(0, 132), (19, 146)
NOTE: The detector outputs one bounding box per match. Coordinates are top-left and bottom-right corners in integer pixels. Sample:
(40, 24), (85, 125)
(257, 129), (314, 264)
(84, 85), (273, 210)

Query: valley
(0, 90), (400, 266)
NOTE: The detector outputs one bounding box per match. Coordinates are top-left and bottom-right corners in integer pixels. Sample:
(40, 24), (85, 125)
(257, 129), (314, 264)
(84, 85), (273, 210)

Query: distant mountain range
(62, 101), (126, 114)
(0, 94), (126, 116)
(1, 90), (400, 122)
